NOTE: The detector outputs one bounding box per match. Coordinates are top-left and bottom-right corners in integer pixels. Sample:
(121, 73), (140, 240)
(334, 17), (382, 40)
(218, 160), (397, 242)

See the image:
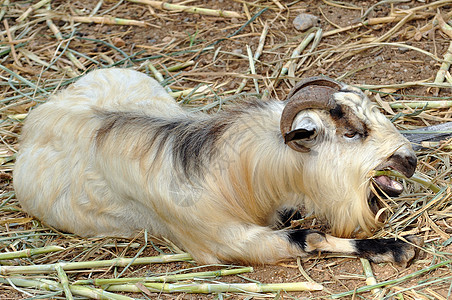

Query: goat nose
(406, 155), (417, 170)
(389, 152), (417, 178)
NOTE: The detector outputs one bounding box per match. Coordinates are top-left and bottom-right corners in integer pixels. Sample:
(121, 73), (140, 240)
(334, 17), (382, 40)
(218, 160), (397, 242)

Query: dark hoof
(358, 235), (424, 267)
(395, 235), (423, 267)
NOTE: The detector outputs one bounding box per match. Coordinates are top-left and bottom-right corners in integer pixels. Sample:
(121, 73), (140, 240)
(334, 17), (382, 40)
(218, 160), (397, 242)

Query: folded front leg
(191, 224), (422, 266)
(288, 229), (422, 267)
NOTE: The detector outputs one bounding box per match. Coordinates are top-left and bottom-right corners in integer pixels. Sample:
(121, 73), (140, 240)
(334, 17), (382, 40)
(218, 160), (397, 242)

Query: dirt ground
(0, 0), (451, 299)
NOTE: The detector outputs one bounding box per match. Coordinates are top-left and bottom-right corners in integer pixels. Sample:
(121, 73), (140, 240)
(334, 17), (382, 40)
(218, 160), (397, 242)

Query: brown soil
(0, 0), (451, 299)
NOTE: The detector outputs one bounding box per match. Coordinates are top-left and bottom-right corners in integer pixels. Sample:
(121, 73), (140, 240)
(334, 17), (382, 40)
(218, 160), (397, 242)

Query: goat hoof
(395, 235), (423, 267)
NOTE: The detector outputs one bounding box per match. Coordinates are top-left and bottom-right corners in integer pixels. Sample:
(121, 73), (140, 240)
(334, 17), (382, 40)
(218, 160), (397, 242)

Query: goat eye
(344, 132), (360, 140)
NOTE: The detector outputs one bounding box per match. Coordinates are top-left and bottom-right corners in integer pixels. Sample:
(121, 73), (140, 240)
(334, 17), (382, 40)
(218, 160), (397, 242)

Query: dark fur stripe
(94, 99), (271, 177)
(172, 117), (230, 176)
(95, 110), (232, 176)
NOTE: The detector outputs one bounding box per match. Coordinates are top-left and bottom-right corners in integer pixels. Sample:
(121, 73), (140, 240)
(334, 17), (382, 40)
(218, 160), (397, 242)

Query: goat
(14, 68), (421, 266)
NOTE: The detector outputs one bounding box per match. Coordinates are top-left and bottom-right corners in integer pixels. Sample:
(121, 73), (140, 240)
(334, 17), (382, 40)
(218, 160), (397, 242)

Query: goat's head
(280, 77), (416, 237)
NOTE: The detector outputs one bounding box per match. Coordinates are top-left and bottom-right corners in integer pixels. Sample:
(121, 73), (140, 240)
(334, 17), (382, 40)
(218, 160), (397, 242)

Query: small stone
(232, 49), (243, 55)
(293, 13), (319, 31)
(112, 37), (125, 47)
(398, 47), (409, 53)
(162, 36), (172, 43)
(375, 55), (384, 62)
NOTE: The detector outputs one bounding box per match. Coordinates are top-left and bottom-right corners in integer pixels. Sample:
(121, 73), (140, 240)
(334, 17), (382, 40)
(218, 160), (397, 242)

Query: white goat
(14, 68), (420, 265)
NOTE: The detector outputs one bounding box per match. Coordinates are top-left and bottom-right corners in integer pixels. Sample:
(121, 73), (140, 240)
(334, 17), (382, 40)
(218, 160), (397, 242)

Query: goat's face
(280, 78), (416, 237)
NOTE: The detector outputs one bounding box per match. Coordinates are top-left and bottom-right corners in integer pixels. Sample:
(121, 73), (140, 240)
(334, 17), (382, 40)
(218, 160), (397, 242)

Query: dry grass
(0, 0), (451, 299)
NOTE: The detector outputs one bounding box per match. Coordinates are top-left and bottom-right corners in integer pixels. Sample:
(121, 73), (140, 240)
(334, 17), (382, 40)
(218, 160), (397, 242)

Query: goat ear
(283, 117), (318, 152)
(284, 128), (316, 144)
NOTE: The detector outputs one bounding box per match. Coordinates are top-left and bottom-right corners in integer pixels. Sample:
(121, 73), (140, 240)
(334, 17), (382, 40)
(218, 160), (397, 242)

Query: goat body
(14, 68), (420, 265)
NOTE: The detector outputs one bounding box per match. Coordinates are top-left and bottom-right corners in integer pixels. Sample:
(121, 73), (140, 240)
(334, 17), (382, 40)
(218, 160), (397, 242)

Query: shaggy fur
(14, 68), (420, 265)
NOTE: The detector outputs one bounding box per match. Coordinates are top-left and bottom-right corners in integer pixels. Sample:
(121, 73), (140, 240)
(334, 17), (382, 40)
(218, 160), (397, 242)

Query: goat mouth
(372, 174), (404, 197)
(368, 152), (416, 219)
(370, 153), (416, 202)
(368, 169), (405, 217)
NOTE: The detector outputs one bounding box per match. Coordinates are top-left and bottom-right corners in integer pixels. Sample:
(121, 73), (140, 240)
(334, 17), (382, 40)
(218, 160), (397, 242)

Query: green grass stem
(0, 277), (134, 300)
(0, 64), (49, 94)
(74, 267), (253, 285)
(55, 263), (74, 300)
(0, 246), (64, 260)
(165, 60), (194, 72)
(389, 101), (452, 109)
(105, 281), (323, 294)
(0, 253), (193, 275)
(372, 170), (441, 193)
(331, 259), (452, 298)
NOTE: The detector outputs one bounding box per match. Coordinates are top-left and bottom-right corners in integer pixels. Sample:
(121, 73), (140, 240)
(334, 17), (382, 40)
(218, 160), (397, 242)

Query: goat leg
(288, 229), (423, 267)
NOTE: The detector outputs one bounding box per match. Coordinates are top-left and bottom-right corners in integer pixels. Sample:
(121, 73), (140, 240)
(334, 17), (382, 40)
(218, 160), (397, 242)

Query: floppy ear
(283, 116), (318, 152)
(284, 128), (316, 143)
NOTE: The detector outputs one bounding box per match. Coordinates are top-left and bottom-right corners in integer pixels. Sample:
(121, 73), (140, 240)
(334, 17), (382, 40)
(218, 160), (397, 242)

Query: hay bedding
(0, 0), (451, 298)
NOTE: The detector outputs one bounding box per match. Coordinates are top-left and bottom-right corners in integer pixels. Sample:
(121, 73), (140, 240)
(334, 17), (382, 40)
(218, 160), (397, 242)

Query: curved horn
(281, 77), (344, 152)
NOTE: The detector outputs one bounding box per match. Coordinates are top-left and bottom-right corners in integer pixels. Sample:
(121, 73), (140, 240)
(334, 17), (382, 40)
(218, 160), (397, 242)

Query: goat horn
(280, 77), (344, 152)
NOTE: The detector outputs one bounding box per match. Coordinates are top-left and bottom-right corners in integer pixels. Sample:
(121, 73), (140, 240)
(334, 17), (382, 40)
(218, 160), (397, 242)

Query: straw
(16, 0), (50, 22)
(0, 1), (451, 298)
(125, 0), (243, 18)
(56, 15), (147, 27)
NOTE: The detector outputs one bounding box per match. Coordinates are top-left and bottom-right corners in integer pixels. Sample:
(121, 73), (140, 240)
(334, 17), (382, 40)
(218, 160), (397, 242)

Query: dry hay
(0, 0), (451, 299)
